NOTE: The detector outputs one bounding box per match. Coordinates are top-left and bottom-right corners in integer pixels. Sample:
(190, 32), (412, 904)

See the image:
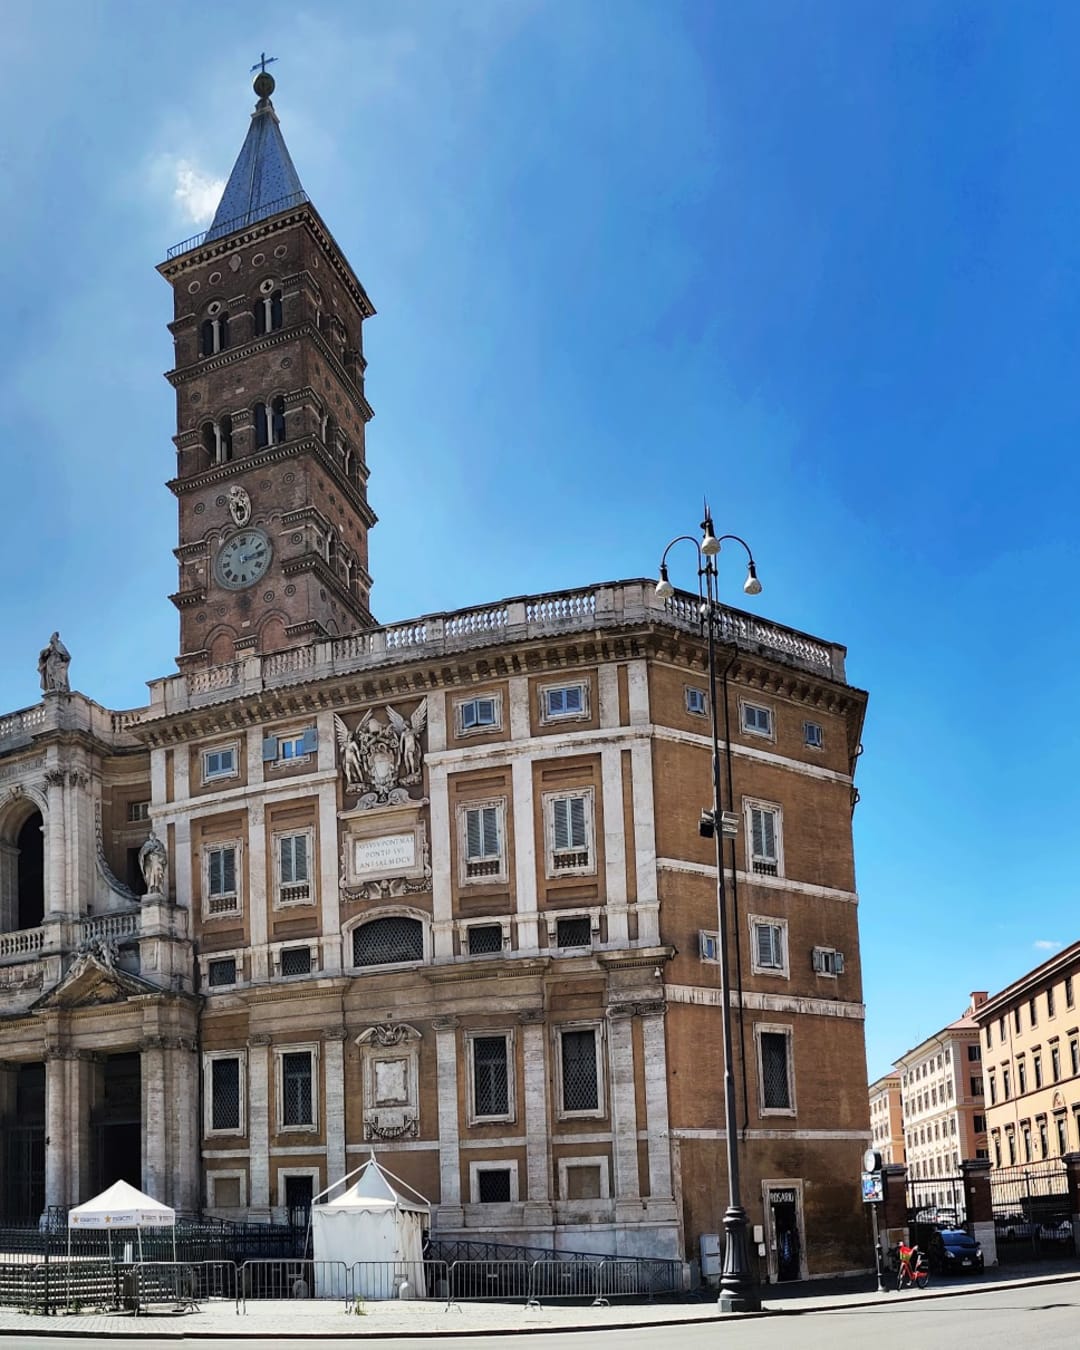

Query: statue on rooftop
(37, 632), (70, 694)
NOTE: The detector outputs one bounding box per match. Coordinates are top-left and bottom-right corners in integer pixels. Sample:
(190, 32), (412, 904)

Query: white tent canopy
(311, 1156), (430, 1299)
(68, 1180), (176, 1230)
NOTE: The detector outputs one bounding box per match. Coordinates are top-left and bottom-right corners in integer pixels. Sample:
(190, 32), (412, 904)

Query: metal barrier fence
(134, 1261), (239, 1313)
(238, 1259), (353, 1309)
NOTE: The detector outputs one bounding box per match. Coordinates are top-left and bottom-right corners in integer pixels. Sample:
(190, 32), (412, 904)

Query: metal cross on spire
(250, 52), (278, 76)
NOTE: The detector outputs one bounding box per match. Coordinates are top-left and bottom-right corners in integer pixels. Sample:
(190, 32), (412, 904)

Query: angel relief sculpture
(334, 700), (427, 808)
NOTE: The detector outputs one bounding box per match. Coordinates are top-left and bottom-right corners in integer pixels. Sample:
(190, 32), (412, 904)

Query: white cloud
(171, 159), (226, 225)
(1033, 939), (1063, 952)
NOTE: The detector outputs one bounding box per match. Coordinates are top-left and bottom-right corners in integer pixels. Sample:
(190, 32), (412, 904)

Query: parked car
(997, 1215), (1038, 1240)
(1037, 1220), (1073, 1243)
(929, 1228), (984, 1275)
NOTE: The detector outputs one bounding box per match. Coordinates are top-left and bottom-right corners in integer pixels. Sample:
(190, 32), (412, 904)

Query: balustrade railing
(0, 705), (47, 744)
(0, 927), (45, 961)
(80, 912), (140, 945)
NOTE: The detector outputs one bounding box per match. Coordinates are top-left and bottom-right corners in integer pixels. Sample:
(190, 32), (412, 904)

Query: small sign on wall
(353, 833), (416, 875)
(861, 1171), (884, 1203)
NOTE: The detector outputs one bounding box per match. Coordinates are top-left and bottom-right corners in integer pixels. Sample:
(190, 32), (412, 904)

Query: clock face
(863, 1148), (881, 1173)
(214, 529), (272, 590)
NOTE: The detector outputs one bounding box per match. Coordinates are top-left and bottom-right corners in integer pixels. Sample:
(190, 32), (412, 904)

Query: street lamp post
(655, 508), (762, 1314)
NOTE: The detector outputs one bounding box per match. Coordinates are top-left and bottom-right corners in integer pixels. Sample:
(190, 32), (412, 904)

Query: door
(768, 1188), (802, 1282)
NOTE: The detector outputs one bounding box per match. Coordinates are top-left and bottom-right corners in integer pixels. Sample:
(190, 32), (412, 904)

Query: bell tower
(158, 69), (377, 668)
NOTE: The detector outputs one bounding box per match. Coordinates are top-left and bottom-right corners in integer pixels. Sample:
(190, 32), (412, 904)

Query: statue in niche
(334, 700), (427, 808)
(138, 831), (168, 896)
(227, 485), (252, 527)
(37, 632), (71, 694)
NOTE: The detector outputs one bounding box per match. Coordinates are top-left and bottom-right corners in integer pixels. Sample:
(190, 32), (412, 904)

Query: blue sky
(3, 1), (1079, 1082)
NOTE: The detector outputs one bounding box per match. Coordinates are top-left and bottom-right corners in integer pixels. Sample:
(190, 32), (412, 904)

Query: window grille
(749, 807), (779, 876)
(281, 946), (311, 977)
(560, 1029), (599, 1112)
(754, 923), (784, 970)
(760, 1032), (791, 1110)
(128, 800), (150, 822)
(685, 687), (707, 716)
(544, 685), (585, 718)
(742, 704), (772, 735)
(208, 957), (236, 987)
(468, 924), (503, 955)
(552, 796), (590, 869)
(278, 833), (311, 903)
(804, 721), (823, 748)
(211, 1058), (240, 1131)
(477, 1169), (512, 1203)
(464, 806), (502, 878)
(207, 846), (238, 914)
(472, 1036), (509, 1117)
(282, 1052), (313, 1127)
(353, 916), (424, 967)
(556, 916), (591, 949)
(461, 698), (498, 731)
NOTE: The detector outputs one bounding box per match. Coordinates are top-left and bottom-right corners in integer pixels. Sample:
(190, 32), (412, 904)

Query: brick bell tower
(158, 68), (377, 668)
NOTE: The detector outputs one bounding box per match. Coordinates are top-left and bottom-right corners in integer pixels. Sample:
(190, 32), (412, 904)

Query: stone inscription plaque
(353, 833), (416, 876)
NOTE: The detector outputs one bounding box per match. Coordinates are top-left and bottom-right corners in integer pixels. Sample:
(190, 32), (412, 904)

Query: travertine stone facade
(869, 1072), (905, 1165)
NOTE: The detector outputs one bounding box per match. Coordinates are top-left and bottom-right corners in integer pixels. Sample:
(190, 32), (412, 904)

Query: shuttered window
(545, 685), (585, 718)
(464, 804), (503, 879)
(547, 790), (593, 874)
(754, 922), (784, 971)
(748, 805), (780, 876)
(206, 846), (238, 915)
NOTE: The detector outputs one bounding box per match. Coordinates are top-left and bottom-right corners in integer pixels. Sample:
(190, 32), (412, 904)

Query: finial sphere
(253, 71), (276, 100)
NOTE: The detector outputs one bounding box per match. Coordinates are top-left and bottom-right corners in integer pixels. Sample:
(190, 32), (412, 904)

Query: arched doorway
(0, 801), (45, 933)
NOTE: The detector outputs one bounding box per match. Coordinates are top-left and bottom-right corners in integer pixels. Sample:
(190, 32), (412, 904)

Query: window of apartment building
(470, 1162), (517, 1204)
(557, 1026), (602, 1117)
(1006, 1130), (1016, 1165)
(457, 695), (501, 734)
(967, 1044), (981, 1061)
(1074, 1110), (1080, 1151)
(1022, 1123), (1032, 1163)
(1048, 987), (1056, 1018)
(1002, 1067), (1011, 1099)
(560, 1158), (608, 1201)
(812, 946), (845, 976)
(276, 831), (313, 906)
(1052, 1045), (1061, 1082)
(1067, 977), (1075, 1009)
(1030, 998), (1038, 1028)
(1000, 1016), (1006, 1041)
(468, 1033), (513, 1123)
(544, 790), (595, 876)
(746, 801), (782, 877)
(685, 687), (707, 717)
(1056, 1115), (1068, 1155)
(971, 1075), (983, 1097)
(750, 919), (787, 976)
(127, 800), (150, 823)
(974, 1113), (985, 1133)
(280, 946), (312, 977)
(555, 915), (593, 950)
(699, 931), (720, 963)
(1038, 1117), (1049, 1158)
(992, 1134), (1001, 1167)
(467, 923), (504, 956)
(1033, 1054), (1043, 1090)
(276, 1047), (316, 1131)
(987, 1071), (997, 1104)
(460, 801), (506, 882)
(202, 744), (238, 783)
(353, 916), (424, 967)
(803, 721), (823, 749)
(207, 956), (237, 988)
(1018, 1059), (1028, 1094)
(205, 1053), (244, 1134)
(741, 702), (773, 737)
(263, 727), (317, 764)
(757, 1027), (795, 1114)
(1071, 1038), (1080, 1077)
(204, 843), (240, 916)
(540, 682), (589, 723)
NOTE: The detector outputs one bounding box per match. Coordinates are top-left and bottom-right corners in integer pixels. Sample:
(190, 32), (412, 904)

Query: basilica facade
(0, 73), (871, 1280)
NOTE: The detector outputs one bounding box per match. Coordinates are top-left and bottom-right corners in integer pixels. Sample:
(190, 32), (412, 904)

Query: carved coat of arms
(334, 701), (427, 809)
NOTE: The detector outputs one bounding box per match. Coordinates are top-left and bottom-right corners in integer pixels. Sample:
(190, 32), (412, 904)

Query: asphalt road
(9, 1281), (1080, 1349)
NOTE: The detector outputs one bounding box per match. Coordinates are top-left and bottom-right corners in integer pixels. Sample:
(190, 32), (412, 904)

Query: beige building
(895, 994), (988, 1203)
(973, 944), (1080, 1170)
(868, 1072), (904, 1165)
(0, 73), (872, 1281)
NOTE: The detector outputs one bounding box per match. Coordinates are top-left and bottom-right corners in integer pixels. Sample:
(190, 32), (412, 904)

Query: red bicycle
(897, 1243), (929, 1290)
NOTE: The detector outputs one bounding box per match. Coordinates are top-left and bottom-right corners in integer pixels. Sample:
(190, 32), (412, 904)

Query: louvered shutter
(570, 796), (587, 848)
(293, 834), (308, 881)
(300, 727), (318, 755)
(553, 799), (570, 851)
(812, 948), (824, 974)
(482, 806), (499, 857)
(756, 924), (776, 968)
(834, 950), (845, 974)
(262, 735), (278, 762)
(209, 850), (222, 895)
(466, 809), (482, 860)
(222, 847), (236, 894)
(752, 808), (776, 859)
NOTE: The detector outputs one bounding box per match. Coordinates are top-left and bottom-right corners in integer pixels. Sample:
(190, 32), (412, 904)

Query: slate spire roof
(205, 70), (307, 242)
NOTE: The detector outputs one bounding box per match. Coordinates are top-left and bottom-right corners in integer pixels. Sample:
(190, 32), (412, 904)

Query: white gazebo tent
(311, 1156), (430, 1298)
(67, 1179), (177, 1265)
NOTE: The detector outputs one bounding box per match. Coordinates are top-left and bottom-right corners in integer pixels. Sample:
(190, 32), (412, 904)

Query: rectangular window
(1039, 1118), (1049, 1157)
(560, 1028), (600, 1114)
(747, 803), (781, 877)
(206, 845), (239, 915)
(1067, 977), (1075, 1009)
(280, 946), (311, 977)
(803, 721), (823, 748)
(1071, 1039), (1079, 1076)
(1052, 1046), (1061, 1082)
(471, 1036), (510, 1119)
(974, 1113), (985, 1133)
(548, 791), (593, 873)
(556, 915), (592, 949)
(463, 803), (504, 880)
(1003, 1067), (1011, 1099)
(1056, 1116), (1068, 1154)
(281, 1051), (314, 1128)
(207, 957), (237, 987)
(543, 684), (586, 720)
(210, 1057), (241, 1132)
(699, 930), (719, 962)
(468, 924), (504, 956)
(752, 921), (786, 973)
(685, 687), (707, 716)
(476, 1169), (512, 1203)
(758, 1029), (793, 1112)
(742, 703), (773, 737)
(203, 746), (237, 782)
(1007, 1131), (1016, 1165)
(987, 1072), (996, 1104)
(277, 832), (312, 905)
(127, 800), (150, 823)
(971, 1075), (983, 1096)
(1018, 1060), (1027, 1093)
(967, 1044), (981, 1061)
(1049, 987), (1056, 1017)
(459, 696), (499, 733)
(1031, 998), (1038, 1028)
(1033, 1056), (1042, 1090)
(262, 728), (318, 764)
(812, 946), (845, 976)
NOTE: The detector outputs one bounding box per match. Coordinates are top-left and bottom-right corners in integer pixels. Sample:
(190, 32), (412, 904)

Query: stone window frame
(345, 906), (430, 971)
(545, 908), (600, 953)
(273, 1042), (320, 1134)
(468, 1159), (520, 1205)
(203, 1049), (247, 1137)
(270, 940), (317, 979)
(464, 1027), (517, 1126)
(541, 787), (597, 880)
(201, 949), (243, 990)
(202, 839), (243, 920)
(755, 1022), (796, 1118)
(456, 917), (511, 958)
(811, 945), (845, 977)
(275, 1166), (321, 1212)
(739, 699), (775, 742)
(684, 686), (708, 718)
(263, 725), (318, 770)
(743, 797), (784, 879)
(537, 679), (591, 726)
(207, 1170), (247, 1211)
(803, 720), (824, 749)
(202, 741), (240, 785)
(272, 826), (316, 909)
(557, 1154), (611, 1202)
(356, 1022), (422, 1141)
(748, 915), (789, 978)
(455, 692), (503, 738)
(457, 797), (509, 886)
(127, 800), (151, 823)
(553, 1021), (606, 1122)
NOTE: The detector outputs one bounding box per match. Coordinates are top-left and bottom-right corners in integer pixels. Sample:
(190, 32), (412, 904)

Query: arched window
(342, 445), (353, 481)
(322, 411), (336, 451)
(200, 319), (215, 358)
(353, 916), (423, 967)
(201, 422), (217, 460)
(253, 402), (269, 449)
(270, 290), (283, 330)
(218, 415), (233, 463)
(326, 531), (338, 573)
(253, 289), (284, 337)
(271, 396), (286, 444)
(200, 311), (231, 356)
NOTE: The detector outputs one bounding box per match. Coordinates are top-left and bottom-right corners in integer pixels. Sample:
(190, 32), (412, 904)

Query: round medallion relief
(215, 495), (226, 507)
(208, 271), (222, 285)
(196, 613), (206, 624)
(280, 357), (292, 369)
(252, 253), (265, 266)
(283, 471), (296, 484)
(284, 584), (296, 596)
(274, 245), (288, 259)
(194, 502), (206, 515)
(187, 280), (201, 294)
(291, 533), (302, 545)
(260, 479), (272, 490)
(216, 605), (227, 616)
(190, 392), (201, 404)
(263, 590), (275, 602)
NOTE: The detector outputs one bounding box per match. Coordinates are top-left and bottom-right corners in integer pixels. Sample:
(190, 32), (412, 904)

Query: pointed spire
(205, 67), (307, 243)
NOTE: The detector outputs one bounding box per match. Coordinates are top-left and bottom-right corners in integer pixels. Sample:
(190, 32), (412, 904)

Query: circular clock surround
(214, 528), (273, 591)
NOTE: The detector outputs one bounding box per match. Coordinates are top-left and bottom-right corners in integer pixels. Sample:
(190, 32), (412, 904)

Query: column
(640, 1005), (673, 1199)
(606, 1009), (640, 1207)
(429, 766), (454, 959)
(600, 744), (628, 945)
(433, 1018), (463, 1223)
(629, 742), (659, 945)
(426, 691), (448, 753)
(324, 1031), (347, 1191)
(141, 1037), (167, 1199)
(317, 783), (342, 974)
(248, 1035), (271, 1217)
(247, 802), (268, 981)
(597, 665), (620, 729)
(520, 1015), (552, 1223)
(172, 1042), (199, 1212)
(511, 758), (538, 950)
(44, 1048), (70, 1210)
(44, 769), (66, 916)
(508, 675), (531, 741)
